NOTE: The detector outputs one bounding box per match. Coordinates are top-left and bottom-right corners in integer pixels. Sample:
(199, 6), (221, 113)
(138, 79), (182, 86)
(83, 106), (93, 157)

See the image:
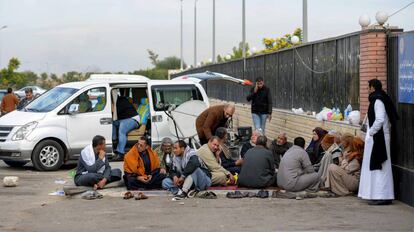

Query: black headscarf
(367, 90), (399, 170)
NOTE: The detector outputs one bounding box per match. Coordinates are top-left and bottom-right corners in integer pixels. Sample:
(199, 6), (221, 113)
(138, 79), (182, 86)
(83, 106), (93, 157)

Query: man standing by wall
(358, 79), (399, 205)
(246, 77), (272, 133)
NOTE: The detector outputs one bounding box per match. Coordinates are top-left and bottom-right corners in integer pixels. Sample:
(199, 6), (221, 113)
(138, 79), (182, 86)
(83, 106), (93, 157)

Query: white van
(0, 72), (248, 171)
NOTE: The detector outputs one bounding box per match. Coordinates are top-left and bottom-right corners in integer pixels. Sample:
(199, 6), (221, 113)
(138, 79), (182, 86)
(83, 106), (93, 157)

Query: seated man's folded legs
(211, 171), (227, 186)
(294, 172), (320, 192)
(191, 168), (212, 191)
(75, 173), (104, 187)
(106, 168), (122, 183)
(162, 178), (180, 195)
(123, 172), (166, 190)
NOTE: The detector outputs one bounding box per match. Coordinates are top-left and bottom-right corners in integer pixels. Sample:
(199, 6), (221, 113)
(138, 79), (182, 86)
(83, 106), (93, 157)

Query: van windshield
(22, 87), (78, 112)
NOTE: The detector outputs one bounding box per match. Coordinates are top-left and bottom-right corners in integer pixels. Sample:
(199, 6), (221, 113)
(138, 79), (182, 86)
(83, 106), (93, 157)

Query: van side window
(152, 85), (203, 111)
(69, 87), (106, 113)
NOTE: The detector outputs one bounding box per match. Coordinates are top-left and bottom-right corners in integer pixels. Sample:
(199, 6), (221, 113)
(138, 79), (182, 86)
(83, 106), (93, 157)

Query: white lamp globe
(251, 47), (257, 54)
(291, 36), (300, 44)
(208, 58), (212, 63)
(359, 14), (371, 28)
(225, 55), (231, 60)
(375, 11), (388, 25)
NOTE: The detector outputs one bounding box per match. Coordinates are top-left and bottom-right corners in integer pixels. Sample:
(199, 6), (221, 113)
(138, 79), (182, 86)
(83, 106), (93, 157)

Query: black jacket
(247, 86), (272, 114)
(116, 96), (138, 120)
(240, 142), (254, 158)
(270, 141), (293, 168)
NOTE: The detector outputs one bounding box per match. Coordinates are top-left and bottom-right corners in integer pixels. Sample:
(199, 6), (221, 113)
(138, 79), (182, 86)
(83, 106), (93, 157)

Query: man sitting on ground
(215, 127), (243, 174)
(269, 132), (293, 169)
(238, 135), (276, 188)
(74, 135), (122, 189)
(240, 129), (261, 158)
(154, 137), (174, 175)
(198, 136), (235, 186)
(277, 137), (319, 192)
(196, 104), (235, 145)
(123, 136), (166, 190)
(162, 140), (211, 199)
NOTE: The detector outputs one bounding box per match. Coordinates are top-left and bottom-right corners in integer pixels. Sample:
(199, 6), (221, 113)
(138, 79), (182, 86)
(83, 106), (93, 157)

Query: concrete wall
(210, 99), (362, 143)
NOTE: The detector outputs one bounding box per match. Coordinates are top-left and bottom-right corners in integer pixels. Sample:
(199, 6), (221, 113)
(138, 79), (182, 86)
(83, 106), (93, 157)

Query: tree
(62, 71), (86, 83)
(262, 28), (303, 53)
(230, 42), (250, 59)
(21, 71), (38, 85)
(156, 56), (185, 70)
(0, 57), (26, 88)
(147, 49), (159, 66)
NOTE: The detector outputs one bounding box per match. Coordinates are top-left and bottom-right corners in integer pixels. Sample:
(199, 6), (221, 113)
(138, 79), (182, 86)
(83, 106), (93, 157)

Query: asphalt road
(1, 161), (414, 232)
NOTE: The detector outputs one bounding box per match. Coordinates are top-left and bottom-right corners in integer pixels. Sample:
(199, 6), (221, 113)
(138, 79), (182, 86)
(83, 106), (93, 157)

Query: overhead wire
(389, 1), (414, 18)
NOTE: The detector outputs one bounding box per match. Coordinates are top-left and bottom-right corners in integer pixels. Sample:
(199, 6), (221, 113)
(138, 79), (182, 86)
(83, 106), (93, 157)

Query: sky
(0, 0), (413, 74)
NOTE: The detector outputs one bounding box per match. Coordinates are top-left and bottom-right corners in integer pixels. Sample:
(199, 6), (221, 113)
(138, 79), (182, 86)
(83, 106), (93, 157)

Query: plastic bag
(348, 110), (360, 125)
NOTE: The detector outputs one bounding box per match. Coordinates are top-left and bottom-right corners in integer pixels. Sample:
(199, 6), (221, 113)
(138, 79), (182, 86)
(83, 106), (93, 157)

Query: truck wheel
(32, 140), (64, 171)
(3, 160), (29, 168)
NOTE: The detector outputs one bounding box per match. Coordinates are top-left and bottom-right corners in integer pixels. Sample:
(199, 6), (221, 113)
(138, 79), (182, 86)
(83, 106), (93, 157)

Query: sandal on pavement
(198, 191), (217, 199)
(226, 191), (244, 199)
(256, 190), (269, 198)
(123, 191), (134, 200)
(135, 192), (148, 200)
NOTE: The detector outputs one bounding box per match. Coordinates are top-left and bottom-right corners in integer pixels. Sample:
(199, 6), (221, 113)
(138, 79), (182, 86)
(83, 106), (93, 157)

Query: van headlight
(12, 121), (38, 141)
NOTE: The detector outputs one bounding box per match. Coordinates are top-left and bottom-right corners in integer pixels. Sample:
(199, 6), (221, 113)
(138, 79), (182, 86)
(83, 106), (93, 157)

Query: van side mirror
(68, 103), (79, 115)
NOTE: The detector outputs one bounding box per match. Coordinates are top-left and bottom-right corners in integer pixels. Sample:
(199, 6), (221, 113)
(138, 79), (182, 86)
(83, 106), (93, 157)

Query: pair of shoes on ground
(196, 191), (217, 199)
(368, 199), (392, 205)
(271, 190), (319, 200)
(81, 190), (103, 200)
(123, 191), (148, 200)
(226, 190), (269, 199)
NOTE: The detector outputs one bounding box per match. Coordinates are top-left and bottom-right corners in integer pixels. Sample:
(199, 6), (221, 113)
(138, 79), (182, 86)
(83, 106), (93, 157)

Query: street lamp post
(0, 25), (8, 69)
(242, 0), (246, 78)
(303, 0), (308, 43)
(180, 0), (184, 70)
(212, 0), (216, 63)
(194, 0), (198, 67)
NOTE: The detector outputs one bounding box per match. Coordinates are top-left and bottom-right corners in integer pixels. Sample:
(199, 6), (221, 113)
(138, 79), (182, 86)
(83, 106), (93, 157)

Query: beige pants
(211, 172), (227, 186)
(326, 164), (359, 196)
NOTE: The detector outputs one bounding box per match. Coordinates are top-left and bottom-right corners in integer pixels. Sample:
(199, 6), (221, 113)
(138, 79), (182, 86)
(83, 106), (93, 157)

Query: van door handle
(100, 118), (112, 125)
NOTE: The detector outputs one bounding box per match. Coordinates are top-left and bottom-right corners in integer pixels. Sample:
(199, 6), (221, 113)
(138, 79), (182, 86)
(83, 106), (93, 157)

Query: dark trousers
(226, 166), (241, 175)
(74, 169), (122, 187)
(123, 172), (166, 190)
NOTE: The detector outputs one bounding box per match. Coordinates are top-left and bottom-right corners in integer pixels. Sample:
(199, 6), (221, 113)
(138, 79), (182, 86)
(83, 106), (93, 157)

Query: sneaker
(173, 190), (187, 200)
(187, 189), (199, 198)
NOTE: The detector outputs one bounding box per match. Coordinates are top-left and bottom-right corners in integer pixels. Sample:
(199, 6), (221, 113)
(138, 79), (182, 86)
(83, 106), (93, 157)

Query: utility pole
(0, 25), (7, 69)
(303, 0), (308, 43)
(242, 0), (246, 77)
(180, 0), (184, 70)
(194, 0), (197, 67)
(212, 0), (216, 63)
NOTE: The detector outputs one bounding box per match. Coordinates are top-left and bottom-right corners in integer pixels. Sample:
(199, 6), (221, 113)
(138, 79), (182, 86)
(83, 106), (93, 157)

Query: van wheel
(32, 140), (64, 171)
(3, 160), (29, 168)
